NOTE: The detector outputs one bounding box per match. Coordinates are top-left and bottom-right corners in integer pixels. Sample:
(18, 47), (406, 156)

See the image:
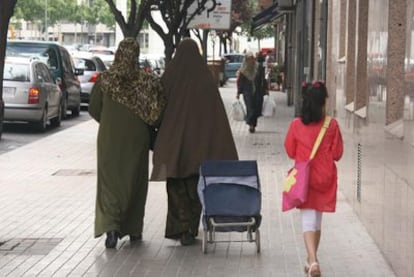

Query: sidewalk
(0, 79), (396, 277)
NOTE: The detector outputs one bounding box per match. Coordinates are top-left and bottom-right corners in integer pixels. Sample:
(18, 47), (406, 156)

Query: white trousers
(301, 209), (323, 232)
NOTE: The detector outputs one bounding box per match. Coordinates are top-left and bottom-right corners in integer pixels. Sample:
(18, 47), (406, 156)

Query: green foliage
(236, 0), (274, 40)
(251, 24), (274, 40)
(88, 0), (115, 28)
(13, 0), (115, 30)
(14, 0), (44, 22)
(230, 0), (254, 31)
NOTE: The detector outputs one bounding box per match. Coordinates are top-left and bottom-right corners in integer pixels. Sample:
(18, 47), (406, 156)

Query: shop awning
(251, 1), (295, 31)
(251, 3), (280, 31)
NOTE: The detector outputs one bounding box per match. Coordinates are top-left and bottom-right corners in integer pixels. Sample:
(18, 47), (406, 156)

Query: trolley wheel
(255, 229), (261, 253)
(247, 229), (253, 242)
(202, 230), (208, 254)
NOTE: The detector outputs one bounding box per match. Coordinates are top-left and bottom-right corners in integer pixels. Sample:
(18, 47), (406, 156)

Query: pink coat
(284, 117), (343, 212)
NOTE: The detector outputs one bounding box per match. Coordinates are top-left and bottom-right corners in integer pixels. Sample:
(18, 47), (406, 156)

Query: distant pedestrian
(88, 38), (165, 249)
(151, 38), (238, 246)
(284, 81), (343, 277)
(265, 50), (274, 89)
(237, 51), (268, 133)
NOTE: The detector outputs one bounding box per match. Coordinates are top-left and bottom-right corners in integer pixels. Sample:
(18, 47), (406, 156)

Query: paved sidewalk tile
(0, 79), (396, 277)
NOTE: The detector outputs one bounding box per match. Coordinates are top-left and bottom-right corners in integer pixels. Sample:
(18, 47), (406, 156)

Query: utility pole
(44, 0), (48, 40)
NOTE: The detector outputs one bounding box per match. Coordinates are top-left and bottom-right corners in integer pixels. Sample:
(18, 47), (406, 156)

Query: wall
(328, 1), (414, 276)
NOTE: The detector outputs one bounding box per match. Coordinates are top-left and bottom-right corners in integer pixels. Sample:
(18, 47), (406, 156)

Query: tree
(88, 0), (116, 28)
(145, 0), (214, 63)
(1, 0), (18, 135)
(216, 0), (254, 54)
(249, 0), (275, 42)
(14, 0), (70, 34)
(103, 0), (151, 38)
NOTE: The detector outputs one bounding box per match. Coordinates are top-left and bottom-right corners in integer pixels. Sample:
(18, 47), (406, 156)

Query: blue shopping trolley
(197, 160), (262, 253)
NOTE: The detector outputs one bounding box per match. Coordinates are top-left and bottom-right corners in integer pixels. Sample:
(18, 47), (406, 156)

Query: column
(354, 0), (369, 117)
(326, 0), (335, 115)
(339, 0), (347, 58)
(344, 0), (357, 109)
(313, 1), (321, 80)
(384, 0), (407, 137)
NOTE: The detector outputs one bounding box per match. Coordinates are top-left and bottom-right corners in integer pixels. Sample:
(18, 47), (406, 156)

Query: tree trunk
(0, 0), (18, 100)
(164, 40), (175, 64)
(202, 30), (209, 61)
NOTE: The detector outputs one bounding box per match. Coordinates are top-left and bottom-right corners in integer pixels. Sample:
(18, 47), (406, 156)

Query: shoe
(130, 234), (142, 242)
(105, 231), (119, 249)
(180, 232), (195, 246)
(305, 262), (321, 277)
(249, 126), (255, 133)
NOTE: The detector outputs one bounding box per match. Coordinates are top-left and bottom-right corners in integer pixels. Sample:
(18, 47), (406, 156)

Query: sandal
(305, 262), (321, 277)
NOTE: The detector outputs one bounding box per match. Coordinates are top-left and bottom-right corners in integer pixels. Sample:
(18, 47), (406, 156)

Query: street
(0, 106), (91, 155)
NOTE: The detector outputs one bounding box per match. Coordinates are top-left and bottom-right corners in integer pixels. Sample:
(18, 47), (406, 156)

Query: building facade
(264, 1), (413, 276)
(329, 1), (413, 276)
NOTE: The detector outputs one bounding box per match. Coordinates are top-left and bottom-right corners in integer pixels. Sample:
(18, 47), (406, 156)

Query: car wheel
(33, 108), (48, 132)
(50, 104), (62, 127)
(61, 98), (68, 119)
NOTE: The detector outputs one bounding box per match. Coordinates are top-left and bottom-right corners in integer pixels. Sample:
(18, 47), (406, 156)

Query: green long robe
(89, 80), (150, 238)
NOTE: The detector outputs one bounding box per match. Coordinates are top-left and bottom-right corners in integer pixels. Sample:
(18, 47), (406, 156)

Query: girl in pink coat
(284, 81), (343, 277)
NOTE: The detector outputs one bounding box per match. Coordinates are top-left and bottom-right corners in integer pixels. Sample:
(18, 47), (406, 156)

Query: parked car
(72, 55), (107, 104)
(88, 47), (115, 68)
(2, 56), (63, 131)
(6, 40), (83, 118)
(223, 53), (244, 79)
(138, 58), (157, 75)
(140, 54), (165, 76)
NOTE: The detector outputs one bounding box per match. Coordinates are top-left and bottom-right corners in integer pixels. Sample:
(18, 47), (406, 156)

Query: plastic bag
(262, 95), (276, 117)
(231, 99), (246, 121)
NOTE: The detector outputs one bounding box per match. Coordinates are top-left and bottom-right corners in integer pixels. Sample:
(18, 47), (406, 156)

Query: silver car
(72, 56), (106, 104)
(2, 56), (62, 131)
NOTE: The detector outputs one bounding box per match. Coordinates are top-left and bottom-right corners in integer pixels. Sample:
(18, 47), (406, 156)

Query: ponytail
(300, 81), (328, 125)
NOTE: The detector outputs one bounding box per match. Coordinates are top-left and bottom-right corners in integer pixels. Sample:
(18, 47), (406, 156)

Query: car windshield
(6, 43), (59, 69)
(73, 58), (97, 71)
(3, 63), (30, 81)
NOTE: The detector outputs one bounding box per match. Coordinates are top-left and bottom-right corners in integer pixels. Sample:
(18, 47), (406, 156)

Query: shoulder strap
(310, 116), (331, 159)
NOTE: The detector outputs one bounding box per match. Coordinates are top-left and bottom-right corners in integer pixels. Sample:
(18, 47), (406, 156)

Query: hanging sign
(187, 0), (232, 30)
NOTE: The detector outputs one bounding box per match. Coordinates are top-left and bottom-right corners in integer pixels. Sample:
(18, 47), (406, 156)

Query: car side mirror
(74, 68), (84, 76)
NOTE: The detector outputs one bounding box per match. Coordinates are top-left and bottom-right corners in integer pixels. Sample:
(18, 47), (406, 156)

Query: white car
(72, 55), (107, 104)
(88, 47), (115, 68)
(3, 56), (63, 131)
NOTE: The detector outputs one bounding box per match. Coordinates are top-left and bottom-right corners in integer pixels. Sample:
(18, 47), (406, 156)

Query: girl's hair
(300, 81), (328, 125)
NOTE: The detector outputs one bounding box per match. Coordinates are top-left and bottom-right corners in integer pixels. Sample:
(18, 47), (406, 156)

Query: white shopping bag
(262, 95), (276, 117)
(231, 99), (246, 121)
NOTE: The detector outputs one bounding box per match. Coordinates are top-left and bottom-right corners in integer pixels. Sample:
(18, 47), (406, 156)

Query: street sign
(187, 0), (232, 30)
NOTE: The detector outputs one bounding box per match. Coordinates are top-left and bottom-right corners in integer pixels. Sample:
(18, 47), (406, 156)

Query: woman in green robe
(89, 38), (165, 248)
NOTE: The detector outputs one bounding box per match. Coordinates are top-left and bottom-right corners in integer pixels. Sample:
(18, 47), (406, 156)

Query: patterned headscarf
(99, 37), (166, 125)
(239, 51), (257, 81)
